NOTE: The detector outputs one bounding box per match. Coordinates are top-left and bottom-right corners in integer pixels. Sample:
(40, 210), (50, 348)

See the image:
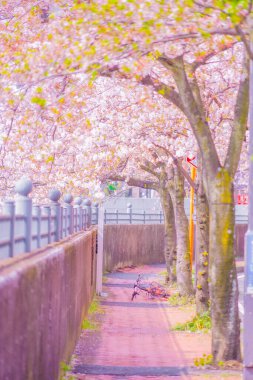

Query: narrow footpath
(70, 264), (242, 380)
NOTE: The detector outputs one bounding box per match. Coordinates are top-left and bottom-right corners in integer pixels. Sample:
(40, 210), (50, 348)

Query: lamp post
(244, 18), (253, 379)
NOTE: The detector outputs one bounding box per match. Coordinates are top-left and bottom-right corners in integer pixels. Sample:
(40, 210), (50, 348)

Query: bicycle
(131, 274), (170, 300)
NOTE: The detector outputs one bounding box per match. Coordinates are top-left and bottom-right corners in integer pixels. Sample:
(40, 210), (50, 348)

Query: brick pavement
(70, 264), (242, 380)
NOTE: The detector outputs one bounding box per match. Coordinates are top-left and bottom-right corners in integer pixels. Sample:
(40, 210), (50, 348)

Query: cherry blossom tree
(0, 0), (251, 362)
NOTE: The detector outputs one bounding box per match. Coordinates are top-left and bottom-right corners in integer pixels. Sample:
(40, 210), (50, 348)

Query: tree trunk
(159, 187), (177, 283)
(169, 167), (194, 296)
(195, 175), (210, 315)
(209, 168), (241, 362)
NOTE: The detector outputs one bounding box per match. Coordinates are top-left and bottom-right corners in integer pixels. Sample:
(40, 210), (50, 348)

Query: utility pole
(187, 155), (197, 268)
(244, 16), (253, 380)
(189, 165), (197, 269)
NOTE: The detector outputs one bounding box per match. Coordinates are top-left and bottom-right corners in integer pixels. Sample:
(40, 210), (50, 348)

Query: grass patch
(168, 282), (178, 290)
(173, 311), (211, 333)
(159, 270), (168, 277)
(194, 354), (213, 367)
(59, 361), (75, 380)
(168, 293), (195, 306)
(88, 297), (104, 315)
(193, 354), (235, 370)
(81, 319), (97, 330)
(81, 297), (104, 331)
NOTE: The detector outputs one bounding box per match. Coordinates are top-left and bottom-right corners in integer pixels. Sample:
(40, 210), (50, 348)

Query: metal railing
(103, 203), (249, 225)
(0, 179), (97, 259)
(104, 206), (164, 225)
(0, 180), (248, 259)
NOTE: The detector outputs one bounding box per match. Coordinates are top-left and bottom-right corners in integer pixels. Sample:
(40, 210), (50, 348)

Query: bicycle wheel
(149, 282), (169, 298)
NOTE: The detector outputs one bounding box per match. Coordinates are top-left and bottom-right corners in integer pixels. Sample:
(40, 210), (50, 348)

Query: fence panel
(0, 216), (13, 258)
(0, 179), (92, 259)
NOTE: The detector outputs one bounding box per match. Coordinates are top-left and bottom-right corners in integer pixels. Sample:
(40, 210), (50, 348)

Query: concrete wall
(103, 224), (165, 272)
(0, 228), (97, 380)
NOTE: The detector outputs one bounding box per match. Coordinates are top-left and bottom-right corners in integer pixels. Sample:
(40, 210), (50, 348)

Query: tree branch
(153, 142), (197, 190)
(192, 42), (237, 71)
(104, 174), (158, 190)
(224, 52), (249, 177)
(235, 24), (253, 60)
(139, 164), (159, 179)
(157, 54), (220, 183)
(171, 155), (197, 191)
(141, 75), (186, 114)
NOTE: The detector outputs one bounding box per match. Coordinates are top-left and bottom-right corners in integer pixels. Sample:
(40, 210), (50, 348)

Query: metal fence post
(160, 211), (162, 224)
(32, 205), (41, 248)
(127, 203), (132, 224)
(3, 200), (15, 257)
(63, 194), (73, 235)
(74, 197), (82, 232)
(48, 189), (61, 241)
(15, 178), (33, 253)
(116, 209), (119, 224)
(143, 210), (146, 224)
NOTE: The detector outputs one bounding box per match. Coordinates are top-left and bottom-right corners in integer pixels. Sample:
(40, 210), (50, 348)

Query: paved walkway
(70, 264), (242, 380)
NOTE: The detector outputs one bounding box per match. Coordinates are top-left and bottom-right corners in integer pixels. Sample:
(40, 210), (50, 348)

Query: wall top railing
(1, 179), (248, 259)
(0, 178), (98, 260)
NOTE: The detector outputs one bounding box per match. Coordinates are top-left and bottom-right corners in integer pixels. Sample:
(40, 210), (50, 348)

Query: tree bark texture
(169, 167), (194, 296)
(195, 175), (210, 315)
(159, 187), (177, 283)
(209, 169), (241, 362)
(141, 52), (248, 360)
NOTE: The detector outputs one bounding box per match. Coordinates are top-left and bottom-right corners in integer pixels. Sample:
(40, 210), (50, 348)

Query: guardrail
(0, 178), (97, 259)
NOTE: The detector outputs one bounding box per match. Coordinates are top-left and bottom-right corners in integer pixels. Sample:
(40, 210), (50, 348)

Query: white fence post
(49, 189), (61, 241)
(3, 200), (15, 257)
(74, 197), (82, 232)
(96, 204), (104, 295)
(83, 199), (92, 228)
(42, 206), (51, 244)
(63, 194), (73, 235)
(81, 199), (87, 229)
(127, 203), (132, 224)
(32, 205), (41, 248)
(93, 202), (99, 225)
(15, 178), (33, 253)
